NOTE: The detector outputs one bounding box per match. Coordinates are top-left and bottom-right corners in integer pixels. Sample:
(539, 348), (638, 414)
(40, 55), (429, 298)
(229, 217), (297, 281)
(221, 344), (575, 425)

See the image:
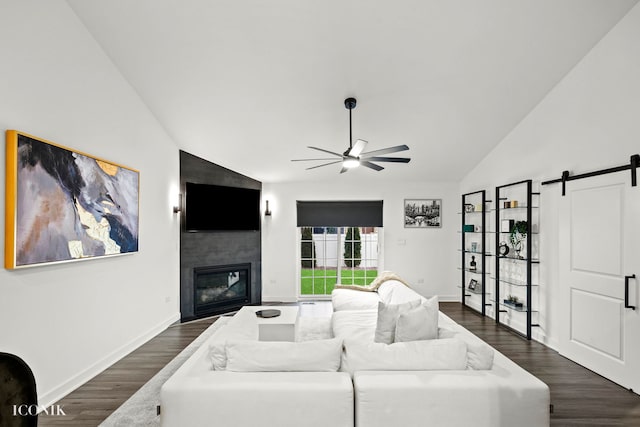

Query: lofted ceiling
(66, 0), (638, 183)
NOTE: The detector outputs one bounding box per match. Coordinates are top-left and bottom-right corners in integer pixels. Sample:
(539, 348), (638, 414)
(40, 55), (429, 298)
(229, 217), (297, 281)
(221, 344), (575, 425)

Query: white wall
(460, 3), (640, 349)
(261, 180), (459, 302)
(0, 1), (180, 406)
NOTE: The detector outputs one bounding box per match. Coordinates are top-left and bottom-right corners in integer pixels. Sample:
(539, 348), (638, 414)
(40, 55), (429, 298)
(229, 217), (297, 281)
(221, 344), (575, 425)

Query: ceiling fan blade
(348, 139), (368, 157)
(363, 156), (411, 163)
(308, 146), (344, 157)
(360, 161), (384, 171)
(361, 144), (409, 157)
(291, 157), (339, 162)
(305, 160), (343, 170)
(340, 166), (349, 174)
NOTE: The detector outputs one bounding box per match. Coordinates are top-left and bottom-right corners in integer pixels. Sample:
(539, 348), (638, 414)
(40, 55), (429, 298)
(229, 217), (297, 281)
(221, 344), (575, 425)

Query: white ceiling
(66, 0), (638, 184)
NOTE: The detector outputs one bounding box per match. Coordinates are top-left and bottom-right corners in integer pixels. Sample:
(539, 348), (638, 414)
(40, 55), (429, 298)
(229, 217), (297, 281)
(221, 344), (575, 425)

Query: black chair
(0, 353), (38, 426)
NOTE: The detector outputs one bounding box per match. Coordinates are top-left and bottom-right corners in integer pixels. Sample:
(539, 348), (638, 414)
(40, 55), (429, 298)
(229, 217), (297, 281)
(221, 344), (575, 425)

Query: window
(299, 226), (379, 296)
(296, 200), (383, 297)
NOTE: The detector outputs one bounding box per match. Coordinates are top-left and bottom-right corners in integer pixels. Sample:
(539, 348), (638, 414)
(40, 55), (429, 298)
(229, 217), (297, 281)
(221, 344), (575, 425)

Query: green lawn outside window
(300, 268), (378, 295)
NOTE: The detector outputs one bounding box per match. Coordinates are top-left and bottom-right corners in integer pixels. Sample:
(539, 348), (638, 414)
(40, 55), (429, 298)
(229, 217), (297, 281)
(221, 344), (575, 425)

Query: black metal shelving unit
(460, 190), (491, 316)
(494, 179), (540, 340)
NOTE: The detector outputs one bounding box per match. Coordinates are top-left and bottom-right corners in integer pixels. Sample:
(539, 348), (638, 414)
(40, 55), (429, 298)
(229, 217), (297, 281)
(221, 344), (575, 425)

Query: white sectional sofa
(160, 308), (353, 427)
(333, 278), (550, 427)
(161, 276), (550, 427)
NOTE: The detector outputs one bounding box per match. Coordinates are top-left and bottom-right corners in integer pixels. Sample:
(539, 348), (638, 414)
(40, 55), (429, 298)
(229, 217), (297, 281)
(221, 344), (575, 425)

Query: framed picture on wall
(404, 199), (442, 228)
(4, 130), (140, 269)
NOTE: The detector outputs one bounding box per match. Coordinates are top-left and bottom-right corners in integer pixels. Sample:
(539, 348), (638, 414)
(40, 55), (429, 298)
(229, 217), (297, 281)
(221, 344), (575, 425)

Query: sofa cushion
(378, 280), (429, 306)
(342, 338), (468, 374)
(162, 371), (355, 427)
(376, 279), (412, 303)
(225, 338), (343, 372)
(374, 299), (423, 344)
(332, 288), (382, 311)
(332, 309), (378, 346)
(352, 368), (550, 427)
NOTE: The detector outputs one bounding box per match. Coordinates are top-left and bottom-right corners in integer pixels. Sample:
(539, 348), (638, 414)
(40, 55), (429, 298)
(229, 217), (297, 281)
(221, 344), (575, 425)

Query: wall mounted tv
(185, 182), (261, 231)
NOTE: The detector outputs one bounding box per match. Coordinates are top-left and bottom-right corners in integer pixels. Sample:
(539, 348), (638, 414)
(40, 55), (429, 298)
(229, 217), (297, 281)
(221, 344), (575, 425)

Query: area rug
(100, 315), (332, 426)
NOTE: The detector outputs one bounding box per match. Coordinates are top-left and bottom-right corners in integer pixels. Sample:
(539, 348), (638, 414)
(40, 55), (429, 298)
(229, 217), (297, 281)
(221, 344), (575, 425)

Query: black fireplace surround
(180, 150), (262, 322)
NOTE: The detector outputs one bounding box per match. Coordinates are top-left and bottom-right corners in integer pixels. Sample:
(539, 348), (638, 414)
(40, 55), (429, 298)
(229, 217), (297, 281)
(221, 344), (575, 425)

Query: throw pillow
(466, 341), (495, 370)
(209, 309), (259, 370)
(342, 338), (468, 374)
(395, 306), (437, 342)
(374, 299), (422, 344)
(210, 342), (227, 370)
(225, 338), (343, 372)
(432, 325), (495, 370)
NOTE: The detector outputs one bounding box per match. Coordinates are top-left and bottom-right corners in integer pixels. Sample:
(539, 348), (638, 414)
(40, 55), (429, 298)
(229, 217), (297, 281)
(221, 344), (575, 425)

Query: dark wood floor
(39, 316), (217, 426)
(443, 303), (640, 426)
(39, 302), (640, 426)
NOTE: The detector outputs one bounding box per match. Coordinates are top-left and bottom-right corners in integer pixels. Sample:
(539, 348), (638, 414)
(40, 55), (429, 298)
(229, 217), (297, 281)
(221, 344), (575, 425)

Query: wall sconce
(173, 194), (183, 213)
(265, 200), (272, 216)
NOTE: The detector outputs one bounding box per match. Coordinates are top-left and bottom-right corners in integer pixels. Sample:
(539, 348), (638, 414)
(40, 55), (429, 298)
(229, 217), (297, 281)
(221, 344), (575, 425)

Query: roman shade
(296, 201), (383, 227)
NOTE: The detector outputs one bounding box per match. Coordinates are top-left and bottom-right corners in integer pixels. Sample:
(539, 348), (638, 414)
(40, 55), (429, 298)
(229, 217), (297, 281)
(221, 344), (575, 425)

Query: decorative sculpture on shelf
(509, 220), (528, 259)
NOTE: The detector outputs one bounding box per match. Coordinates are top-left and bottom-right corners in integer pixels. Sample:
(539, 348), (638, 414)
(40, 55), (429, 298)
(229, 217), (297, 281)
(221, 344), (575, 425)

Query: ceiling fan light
(343, 157), (360, 168)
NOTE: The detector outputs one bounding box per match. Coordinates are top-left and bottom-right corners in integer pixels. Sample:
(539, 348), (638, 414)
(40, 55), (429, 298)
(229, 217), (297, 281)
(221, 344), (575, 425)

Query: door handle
(625, 274), (636, 310)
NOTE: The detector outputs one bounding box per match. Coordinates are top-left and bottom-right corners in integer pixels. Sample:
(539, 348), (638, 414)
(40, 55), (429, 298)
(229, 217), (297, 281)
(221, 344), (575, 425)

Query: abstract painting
(404, 198), (442, 228)
(4, 130), (139, 269)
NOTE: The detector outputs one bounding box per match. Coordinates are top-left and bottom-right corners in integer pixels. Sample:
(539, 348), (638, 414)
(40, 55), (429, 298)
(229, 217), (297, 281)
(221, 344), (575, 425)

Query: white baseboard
(38, 312), (180, 408)
(531, 329), (557, 350)
(438, 294), (460, 302)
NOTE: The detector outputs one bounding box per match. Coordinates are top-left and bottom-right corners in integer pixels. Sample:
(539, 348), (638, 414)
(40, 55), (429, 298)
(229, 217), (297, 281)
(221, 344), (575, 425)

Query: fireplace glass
(194, 263), (250, 316)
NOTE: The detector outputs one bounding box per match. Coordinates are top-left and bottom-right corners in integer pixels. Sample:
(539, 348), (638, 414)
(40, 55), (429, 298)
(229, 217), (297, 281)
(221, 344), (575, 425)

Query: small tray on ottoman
(255, 309), (281, 318)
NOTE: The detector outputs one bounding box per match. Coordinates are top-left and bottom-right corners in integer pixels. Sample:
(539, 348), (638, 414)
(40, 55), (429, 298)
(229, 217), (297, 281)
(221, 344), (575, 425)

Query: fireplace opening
(194, 263), (250, 316)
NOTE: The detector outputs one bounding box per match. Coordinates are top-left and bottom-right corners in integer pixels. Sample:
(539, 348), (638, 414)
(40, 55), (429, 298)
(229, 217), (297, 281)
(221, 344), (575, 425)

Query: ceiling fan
(291, 97), (411, 173)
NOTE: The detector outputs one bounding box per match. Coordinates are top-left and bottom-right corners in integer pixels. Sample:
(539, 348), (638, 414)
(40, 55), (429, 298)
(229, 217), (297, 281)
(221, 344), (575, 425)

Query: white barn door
(559, 173), (640, 393)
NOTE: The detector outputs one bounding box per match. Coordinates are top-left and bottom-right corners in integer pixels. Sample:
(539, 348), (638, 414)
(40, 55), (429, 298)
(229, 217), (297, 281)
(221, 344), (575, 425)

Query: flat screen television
(185, 182), (261, 231)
